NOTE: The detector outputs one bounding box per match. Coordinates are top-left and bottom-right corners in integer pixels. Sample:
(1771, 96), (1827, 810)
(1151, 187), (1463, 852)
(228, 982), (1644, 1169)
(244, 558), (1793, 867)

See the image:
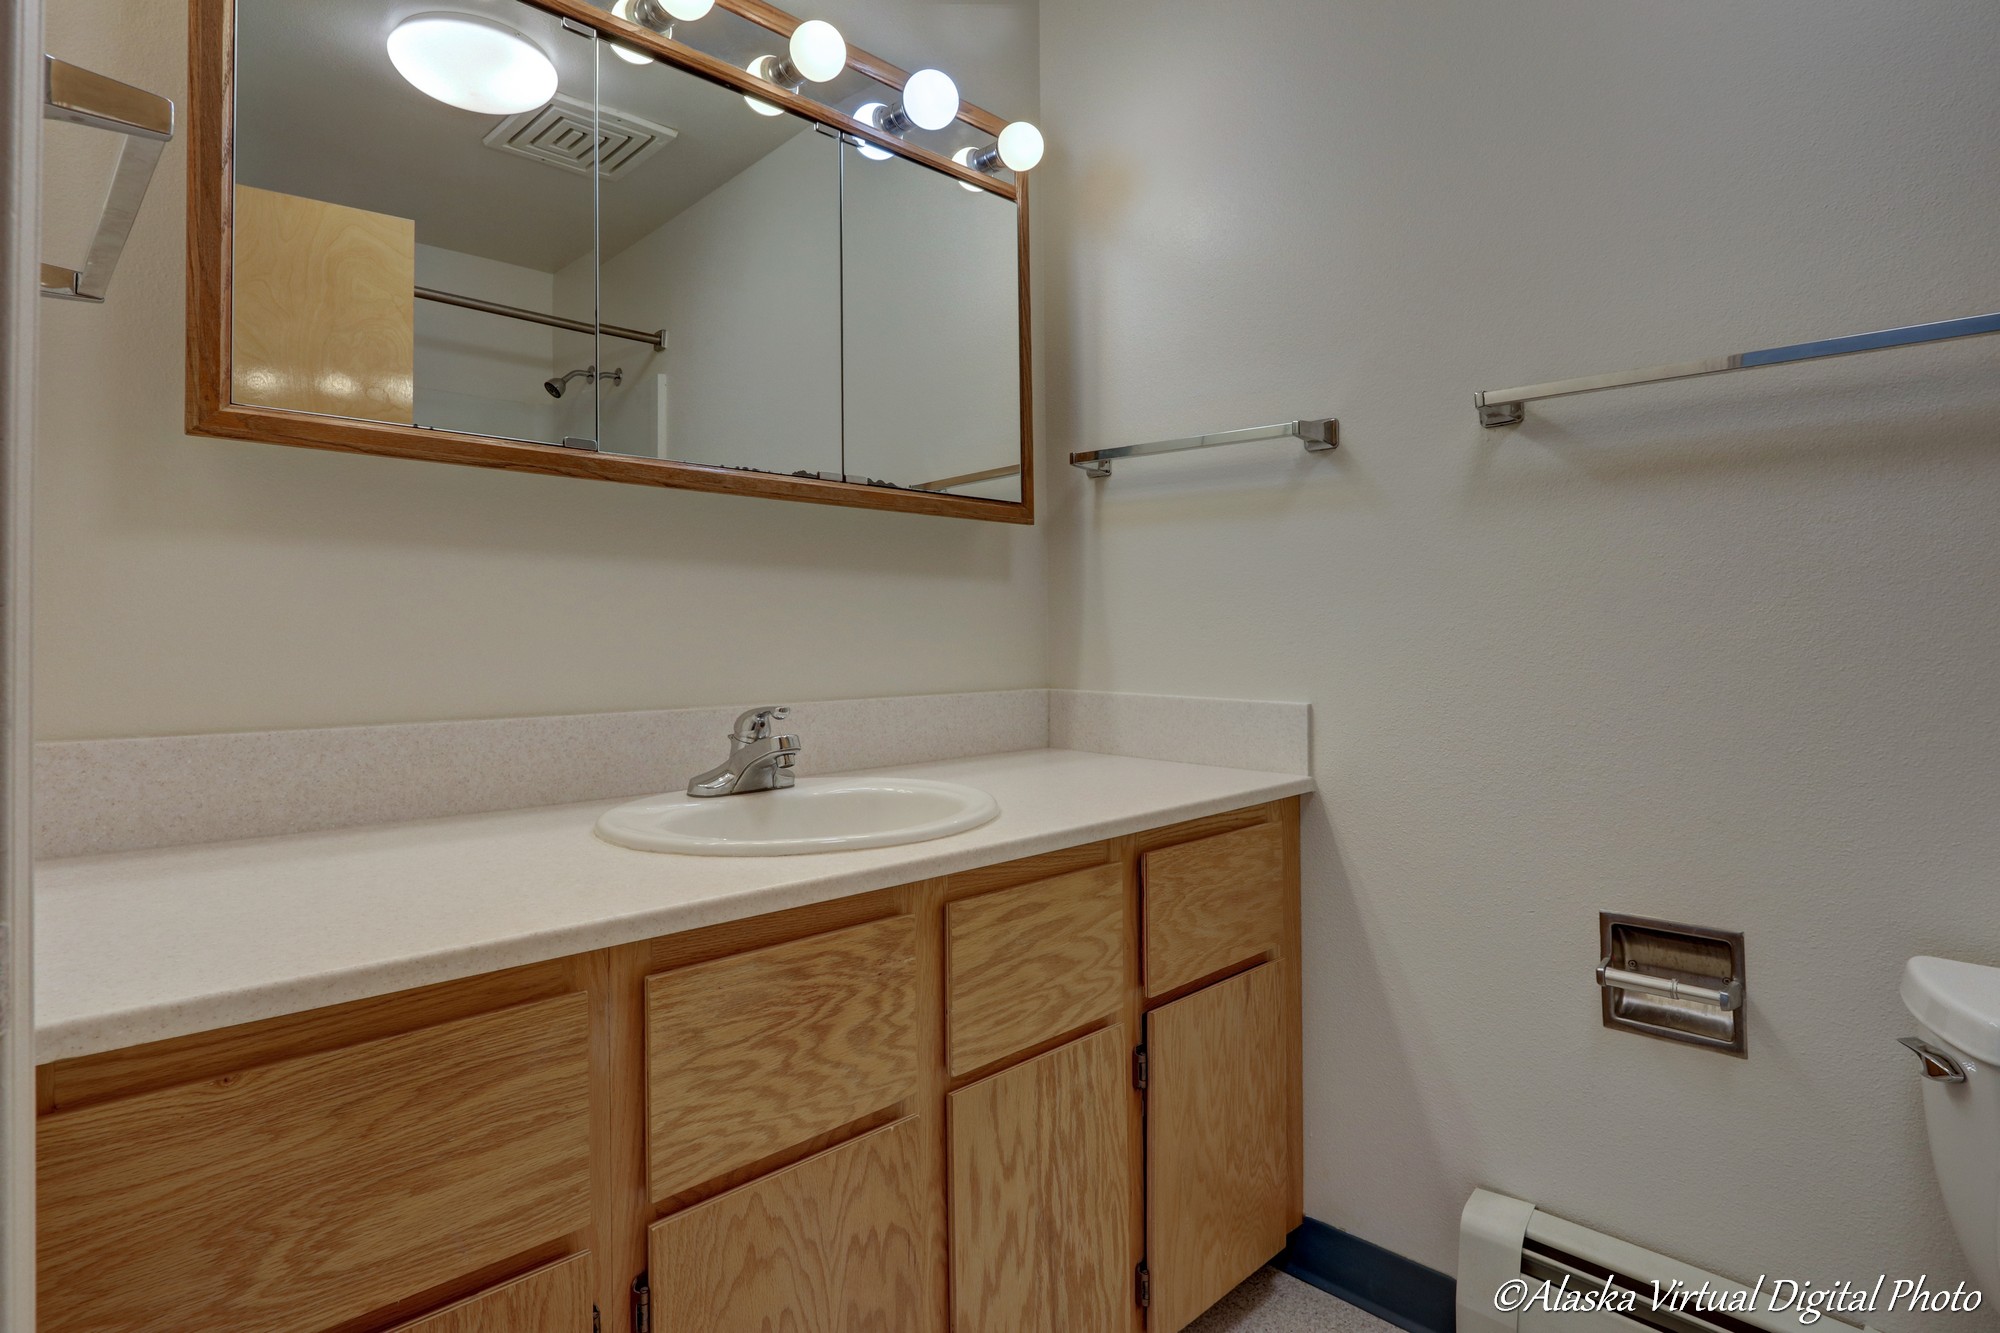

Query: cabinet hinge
(1136, 1261), (1152, 1309)
(1133, 1044), (1149, 1090)
(561, 15), (597, 38)
(631, 1274), (651, 1333)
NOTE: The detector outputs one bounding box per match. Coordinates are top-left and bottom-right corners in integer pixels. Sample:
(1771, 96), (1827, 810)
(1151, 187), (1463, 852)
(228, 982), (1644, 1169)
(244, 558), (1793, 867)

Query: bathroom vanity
(33, 759), (1305, 1333)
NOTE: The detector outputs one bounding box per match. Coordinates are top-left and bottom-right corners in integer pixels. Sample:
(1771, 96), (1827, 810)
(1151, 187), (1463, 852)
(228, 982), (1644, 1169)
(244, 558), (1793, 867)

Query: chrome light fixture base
(749, 53), (806, 94)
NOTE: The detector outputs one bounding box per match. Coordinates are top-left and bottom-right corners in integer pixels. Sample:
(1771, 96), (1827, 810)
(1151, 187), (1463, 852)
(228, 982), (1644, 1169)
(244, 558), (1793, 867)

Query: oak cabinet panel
(645, 914), (919, 1200)
(946, 863), (1125, 1075)
(37, 994), (593, 1333)
(231, 185), (415, 423)
(648, 1115), (931, 1332)
(950, 1027), (1132, 1333)
(387, 1254), (595, 1333)
(1142, 822), (1287, 996)
(1144, 963), (1293, 1333)
(36, 798), (1300, 1333)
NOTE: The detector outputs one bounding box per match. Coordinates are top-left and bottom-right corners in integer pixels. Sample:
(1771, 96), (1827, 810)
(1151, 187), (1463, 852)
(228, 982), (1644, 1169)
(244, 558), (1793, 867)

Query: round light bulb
(386, 13), (558, 116)
(788, 20), (846, 83)
(997, 121), (1044, 172)
(743, 58), (784, 115)
(853, 105), (895, 160)
(900, 68), (959, 131)
(951, 147), (984, 192)
(608, 0), (654, 65)
(658, 0), (714, 18)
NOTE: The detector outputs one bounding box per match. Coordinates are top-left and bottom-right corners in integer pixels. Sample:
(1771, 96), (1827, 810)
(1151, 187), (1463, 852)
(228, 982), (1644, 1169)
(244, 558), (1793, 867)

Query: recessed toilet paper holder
(1597, 913), (1747, 1056)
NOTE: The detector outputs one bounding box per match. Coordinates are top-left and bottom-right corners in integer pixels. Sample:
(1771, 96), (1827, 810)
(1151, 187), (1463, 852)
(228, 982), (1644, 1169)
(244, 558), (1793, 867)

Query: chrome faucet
(687, 706), (802, 798)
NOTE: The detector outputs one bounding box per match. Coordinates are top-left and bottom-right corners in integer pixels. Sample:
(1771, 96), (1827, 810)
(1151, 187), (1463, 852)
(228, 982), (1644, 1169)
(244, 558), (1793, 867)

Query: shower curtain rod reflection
(414, 286), (666, 352)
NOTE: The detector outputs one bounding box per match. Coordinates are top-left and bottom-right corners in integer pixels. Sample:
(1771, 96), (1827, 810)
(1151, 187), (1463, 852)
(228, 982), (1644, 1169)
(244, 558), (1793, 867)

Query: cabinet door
(38, 994), (593, 1333)
(649, 1116), (930, 1332)
(1145, 963), (1291, 1333)
(1142, 822), (1287, 997)
(388, 1254), (594, 1332)
(950, 1027), (1132, 1333)
(946, 864), (1126, 1075)
(645, 915), (918, 1201)
(232, 185), (415, 423)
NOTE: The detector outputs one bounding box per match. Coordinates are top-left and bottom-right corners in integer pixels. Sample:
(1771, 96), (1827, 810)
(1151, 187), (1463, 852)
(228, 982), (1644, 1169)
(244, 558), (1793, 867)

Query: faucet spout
(687, 723), (802, 798)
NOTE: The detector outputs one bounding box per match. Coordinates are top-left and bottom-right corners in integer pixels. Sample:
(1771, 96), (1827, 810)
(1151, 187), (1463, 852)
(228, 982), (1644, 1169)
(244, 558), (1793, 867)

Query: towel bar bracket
(39, 56), (175, 304)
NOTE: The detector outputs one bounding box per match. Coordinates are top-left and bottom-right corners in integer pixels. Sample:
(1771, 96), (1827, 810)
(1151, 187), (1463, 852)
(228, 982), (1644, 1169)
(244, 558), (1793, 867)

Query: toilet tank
(1902, 955), (2000, 1295)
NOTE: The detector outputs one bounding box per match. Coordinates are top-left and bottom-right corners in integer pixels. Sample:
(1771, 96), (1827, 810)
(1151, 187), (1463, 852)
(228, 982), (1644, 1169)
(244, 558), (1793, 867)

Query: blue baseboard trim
(1276, 1218), (1457, 1333)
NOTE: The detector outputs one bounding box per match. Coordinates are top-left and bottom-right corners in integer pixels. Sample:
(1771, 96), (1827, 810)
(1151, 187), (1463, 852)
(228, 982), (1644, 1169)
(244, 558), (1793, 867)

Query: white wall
(1040, 0), (2000, 1321)
(33, 0), (1043, 741)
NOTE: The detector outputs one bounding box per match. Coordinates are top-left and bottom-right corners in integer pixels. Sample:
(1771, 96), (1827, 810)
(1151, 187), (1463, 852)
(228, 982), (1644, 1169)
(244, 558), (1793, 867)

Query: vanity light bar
(605, 0), (1044, 175)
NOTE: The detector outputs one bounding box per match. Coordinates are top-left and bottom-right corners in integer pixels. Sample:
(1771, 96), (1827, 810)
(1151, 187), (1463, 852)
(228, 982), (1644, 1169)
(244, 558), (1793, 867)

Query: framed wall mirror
(188, 0), (1034, 522)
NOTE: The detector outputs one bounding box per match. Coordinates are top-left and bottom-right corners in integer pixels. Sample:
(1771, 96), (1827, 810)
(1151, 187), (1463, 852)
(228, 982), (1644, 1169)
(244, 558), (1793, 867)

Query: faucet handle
(731, 705), (792, 742)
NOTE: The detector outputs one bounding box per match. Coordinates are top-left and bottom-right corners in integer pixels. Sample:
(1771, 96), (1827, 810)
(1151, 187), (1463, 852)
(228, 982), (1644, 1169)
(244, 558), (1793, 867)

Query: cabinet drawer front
(947, 864), (1126, 1075)
(1145, 963), (1292, 1333)
(646, 915), (918, 1201)
(388, 1253), (595, 1333)
(649, 1116), (930, 1332)
(950, 1028), (1132, 1333)
(1142, 821), (1287, 996)
(38, 994), (593, 1333)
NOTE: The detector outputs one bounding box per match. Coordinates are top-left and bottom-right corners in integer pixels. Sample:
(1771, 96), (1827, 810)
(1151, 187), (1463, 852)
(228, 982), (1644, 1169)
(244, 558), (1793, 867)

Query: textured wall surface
(34, 0), (1043, 739)
(1038, 0), (2000, 1323)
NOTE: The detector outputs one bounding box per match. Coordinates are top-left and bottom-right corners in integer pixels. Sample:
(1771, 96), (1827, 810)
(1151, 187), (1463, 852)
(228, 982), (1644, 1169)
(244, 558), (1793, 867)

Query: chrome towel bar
(40, 57), (174, 304)
(1070, 417), (1338, 478)
(1596, 958), (1743, 1012)
(1476, 309), (2000, 427)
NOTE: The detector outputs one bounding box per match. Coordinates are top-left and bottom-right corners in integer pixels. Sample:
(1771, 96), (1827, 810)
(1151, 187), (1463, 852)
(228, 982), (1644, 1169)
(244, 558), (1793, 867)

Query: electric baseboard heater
(1459, 1190), (1882, 1333)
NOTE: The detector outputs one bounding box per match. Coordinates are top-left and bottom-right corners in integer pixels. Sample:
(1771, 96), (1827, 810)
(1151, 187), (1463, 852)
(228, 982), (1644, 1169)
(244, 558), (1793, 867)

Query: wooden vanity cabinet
(35, 796), (1301, 1333)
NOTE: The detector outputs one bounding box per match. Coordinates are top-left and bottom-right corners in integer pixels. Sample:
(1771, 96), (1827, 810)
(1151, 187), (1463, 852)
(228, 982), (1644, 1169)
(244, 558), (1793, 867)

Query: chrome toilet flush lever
(687, 706), (802, 798)
(1898, 1036), (1969, 1083)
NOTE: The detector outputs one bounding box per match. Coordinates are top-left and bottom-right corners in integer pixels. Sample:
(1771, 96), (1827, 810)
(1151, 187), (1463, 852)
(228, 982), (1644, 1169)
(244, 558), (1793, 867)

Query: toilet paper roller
(1596, 959), (1743, 1011)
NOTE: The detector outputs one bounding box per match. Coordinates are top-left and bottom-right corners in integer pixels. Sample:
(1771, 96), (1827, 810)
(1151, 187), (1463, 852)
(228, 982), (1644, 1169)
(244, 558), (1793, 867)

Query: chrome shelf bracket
(40, 56), (174, 304)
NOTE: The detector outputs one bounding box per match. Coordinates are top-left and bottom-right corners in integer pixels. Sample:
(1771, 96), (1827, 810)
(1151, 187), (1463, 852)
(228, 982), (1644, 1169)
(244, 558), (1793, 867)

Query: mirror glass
(233, 0), (601, 445)
(226, 0), (1024, 510)
(591, 38), (841, 477)
(841, 142), (1022, 501)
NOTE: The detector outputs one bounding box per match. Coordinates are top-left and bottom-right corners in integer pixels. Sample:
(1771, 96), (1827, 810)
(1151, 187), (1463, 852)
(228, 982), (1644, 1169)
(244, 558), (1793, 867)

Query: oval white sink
(595, 776), (999, 856)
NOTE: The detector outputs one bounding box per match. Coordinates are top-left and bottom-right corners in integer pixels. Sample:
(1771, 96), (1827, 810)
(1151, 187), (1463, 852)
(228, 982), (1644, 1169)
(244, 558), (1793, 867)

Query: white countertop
(35, 749), (1313, 1063)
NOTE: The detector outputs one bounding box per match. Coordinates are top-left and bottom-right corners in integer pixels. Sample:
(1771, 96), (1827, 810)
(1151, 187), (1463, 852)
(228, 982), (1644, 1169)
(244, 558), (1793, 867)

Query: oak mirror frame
(187, 0), (1034, 523)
